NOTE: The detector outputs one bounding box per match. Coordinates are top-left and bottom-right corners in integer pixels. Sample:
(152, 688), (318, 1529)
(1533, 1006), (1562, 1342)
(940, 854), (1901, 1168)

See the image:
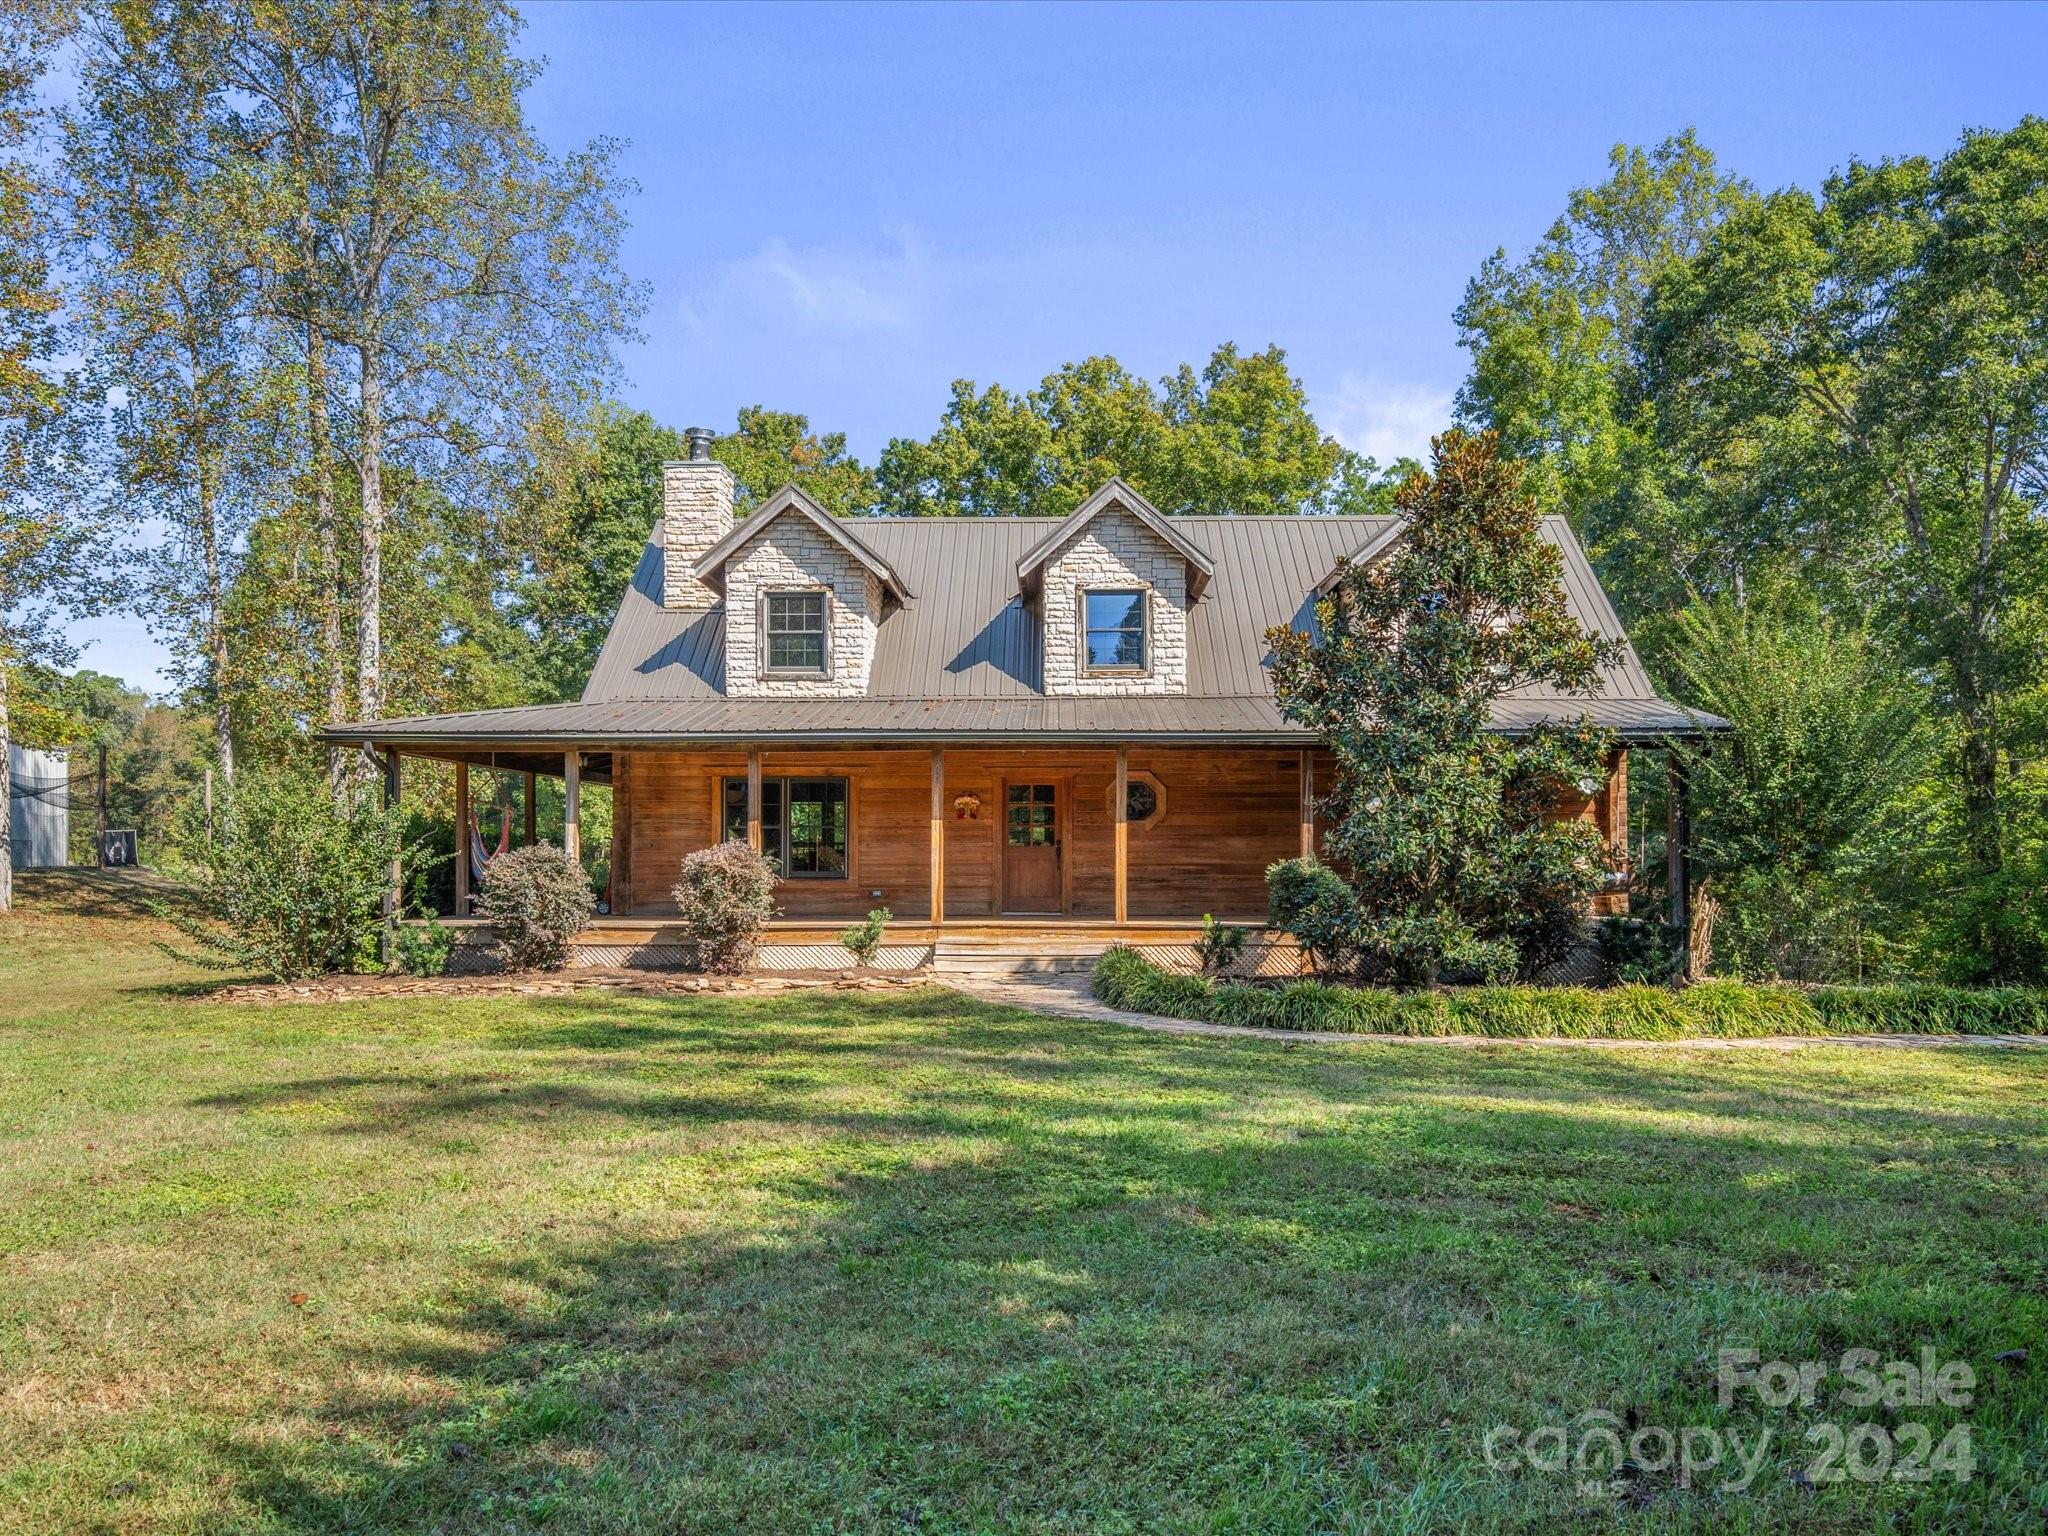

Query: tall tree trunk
(308, 319), (345, 789)
(198, 455), (233, 784)
(1957, 694), (2008, 970)
(1, 664), (11, 913)
(355, 326), (383, 725)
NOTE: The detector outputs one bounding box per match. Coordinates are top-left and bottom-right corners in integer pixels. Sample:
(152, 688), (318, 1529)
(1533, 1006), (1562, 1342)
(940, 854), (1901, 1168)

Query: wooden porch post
(523, 770), (537, 846)
(453, 759), (470, 916)
(1607, 748), (1629, 854)
(382, 750), (401, 965)
(745, 747), (763, 852)
(1298, 750), (1314, 860)
(1114, 746), (1129, 925)
(929, 748), (945, 925)
(563, 751), (582, 864)
(1667, 750), (1690, 975)
(612, 753), (631, 916)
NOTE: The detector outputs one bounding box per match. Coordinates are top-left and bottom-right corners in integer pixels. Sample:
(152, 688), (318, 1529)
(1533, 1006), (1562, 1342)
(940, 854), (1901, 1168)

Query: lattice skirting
(444, 931), (935, 977)
(1126, 940), (1305, 979)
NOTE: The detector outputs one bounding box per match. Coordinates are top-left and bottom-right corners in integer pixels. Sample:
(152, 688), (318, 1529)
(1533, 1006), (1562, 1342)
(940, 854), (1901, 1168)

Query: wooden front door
(1001, 781), (1062, 914)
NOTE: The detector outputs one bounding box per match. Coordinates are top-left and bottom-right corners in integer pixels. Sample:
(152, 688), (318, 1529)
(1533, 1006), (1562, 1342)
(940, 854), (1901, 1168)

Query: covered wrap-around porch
(366, 736), (1667, 976)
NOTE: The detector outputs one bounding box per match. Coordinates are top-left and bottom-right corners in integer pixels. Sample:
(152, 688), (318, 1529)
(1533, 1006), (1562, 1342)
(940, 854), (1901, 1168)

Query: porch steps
(931, 933), (1118, 976)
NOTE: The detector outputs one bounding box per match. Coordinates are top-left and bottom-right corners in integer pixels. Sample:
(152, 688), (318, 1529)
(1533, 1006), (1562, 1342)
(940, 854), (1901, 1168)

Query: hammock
(468, 798), (512, 874)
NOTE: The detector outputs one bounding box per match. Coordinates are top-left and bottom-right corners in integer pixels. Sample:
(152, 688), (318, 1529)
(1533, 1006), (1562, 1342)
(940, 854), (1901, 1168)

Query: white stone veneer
(1040, 503), (1188, 696)
(662, 459), (735, 609)
(722, 511), (880, 696)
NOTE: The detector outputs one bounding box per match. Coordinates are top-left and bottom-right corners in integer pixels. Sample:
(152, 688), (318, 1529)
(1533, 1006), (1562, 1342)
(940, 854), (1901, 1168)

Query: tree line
(1, 4), (2041, 980)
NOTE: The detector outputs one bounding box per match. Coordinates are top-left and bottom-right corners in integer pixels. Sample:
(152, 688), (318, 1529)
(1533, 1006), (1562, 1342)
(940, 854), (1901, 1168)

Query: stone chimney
(662, 426), (734, 607)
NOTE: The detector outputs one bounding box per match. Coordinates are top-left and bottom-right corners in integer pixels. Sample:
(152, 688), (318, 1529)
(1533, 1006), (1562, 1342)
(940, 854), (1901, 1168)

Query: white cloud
(1320, 374), (1456, 469)
(703, 230), (934, 338)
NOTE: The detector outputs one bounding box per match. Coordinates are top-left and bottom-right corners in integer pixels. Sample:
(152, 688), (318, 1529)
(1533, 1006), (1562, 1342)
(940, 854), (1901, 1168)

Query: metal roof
(328, 510), (1722, 747)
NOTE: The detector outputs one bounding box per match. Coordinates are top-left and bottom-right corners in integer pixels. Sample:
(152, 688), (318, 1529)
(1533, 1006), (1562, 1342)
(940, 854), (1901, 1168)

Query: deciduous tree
(1665, 594), (1928, 979)
(1644, 119), (2048, 978)
(878, 343), (1389, 518)
(68, 6), (282, 782)
(1456, 132), (1757, 632)
(0, 0), (85, 908)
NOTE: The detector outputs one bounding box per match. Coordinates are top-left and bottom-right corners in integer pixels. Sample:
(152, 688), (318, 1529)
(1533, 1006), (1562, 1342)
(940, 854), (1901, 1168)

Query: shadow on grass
(197, 990), (2048, 1533)
(13, 866), (188, 921)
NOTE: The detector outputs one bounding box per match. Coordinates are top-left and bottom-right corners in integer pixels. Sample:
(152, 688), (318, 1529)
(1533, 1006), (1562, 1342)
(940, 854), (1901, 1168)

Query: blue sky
(72, 0), (2048, 694)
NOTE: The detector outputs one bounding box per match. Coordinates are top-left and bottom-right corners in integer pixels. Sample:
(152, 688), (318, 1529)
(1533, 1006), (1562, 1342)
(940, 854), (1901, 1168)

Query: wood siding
(615, 743), (1622, 921)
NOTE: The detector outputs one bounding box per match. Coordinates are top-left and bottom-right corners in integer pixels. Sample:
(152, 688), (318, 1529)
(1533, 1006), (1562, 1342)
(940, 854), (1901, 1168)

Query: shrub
(1265, 858), (1362, 973)
(1091, 947), (2048, 1040)
(673, 839), (779, 974)
(394, 917), (455, 977)
(840, 907), (890, 967)
(475, 844), (594, 971)
(1195, 913), (1249, 976)
(1597, 915), (1675, 984)
(154, 766), (417, 982)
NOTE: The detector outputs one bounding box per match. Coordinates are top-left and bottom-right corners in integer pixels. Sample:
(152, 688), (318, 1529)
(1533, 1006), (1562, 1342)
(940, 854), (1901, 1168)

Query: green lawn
(1, 873), (2044, 1534)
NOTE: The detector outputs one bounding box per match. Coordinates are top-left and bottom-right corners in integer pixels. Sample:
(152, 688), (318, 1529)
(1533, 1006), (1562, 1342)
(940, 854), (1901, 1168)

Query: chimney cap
(683, 426), (716, 462)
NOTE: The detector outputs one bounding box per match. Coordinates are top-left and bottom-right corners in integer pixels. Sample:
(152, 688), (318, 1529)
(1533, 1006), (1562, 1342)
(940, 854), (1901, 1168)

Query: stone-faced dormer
(1016, 479), (1212, 697)
(662, 427), (734, 608)
(693, 486), (911, 698)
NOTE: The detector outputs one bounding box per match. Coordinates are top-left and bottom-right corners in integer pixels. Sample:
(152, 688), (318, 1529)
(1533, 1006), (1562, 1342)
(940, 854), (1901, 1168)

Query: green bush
(673, 839), (778, 974)
(394, 917), (455, 978)
(839, 907), (890, 968)
(1264, 858), (1361, 973)
(1091, 946), (2048, 1040)
(1596, 915), (1675, 984)
(475, 844), (594, 971)
(154, 766), (417, 982)
(1195, 913), (1249, 976)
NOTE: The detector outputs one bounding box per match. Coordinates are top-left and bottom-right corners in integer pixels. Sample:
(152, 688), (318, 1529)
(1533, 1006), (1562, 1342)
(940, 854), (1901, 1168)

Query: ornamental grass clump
(475, 844), (594, 971)
(1091, 946), (2048, 1040)
(673, 839), (779, 974)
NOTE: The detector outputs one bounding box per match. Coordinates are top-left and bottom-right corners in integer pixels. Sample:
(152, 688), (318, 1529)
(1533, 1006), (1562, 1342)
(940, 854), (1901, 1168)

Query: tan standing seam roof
(327, 509), (1725, 745)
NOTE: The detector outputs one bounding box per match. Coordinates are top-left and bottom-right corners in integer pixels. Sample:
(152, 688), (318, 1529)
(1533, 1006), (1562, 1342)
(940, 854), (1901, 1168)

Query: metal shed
(8, 745), (70, 870)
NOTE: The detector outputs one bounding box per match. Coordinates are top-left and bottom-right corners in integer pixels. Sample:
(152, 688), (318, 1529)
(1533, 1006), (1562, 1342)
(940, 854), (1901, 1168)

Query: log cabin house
(325, 429), (1719, 973)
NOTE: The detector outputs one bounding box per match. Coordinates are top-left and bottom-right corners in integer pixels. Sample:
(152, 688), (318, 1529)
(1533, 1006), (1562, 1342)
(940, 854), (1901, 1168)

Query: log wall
(613, 743), (1619, 921)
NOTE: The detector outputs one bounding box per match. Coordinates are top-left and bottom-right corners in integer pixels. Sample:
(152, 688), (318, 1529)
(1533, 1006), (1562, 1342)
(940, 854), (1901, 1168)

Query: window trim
(719, 773), (851, 881)
(759, 586), (832, 679)
(1078, 583), (1152, 677)
(1106, 768), (1167, 830)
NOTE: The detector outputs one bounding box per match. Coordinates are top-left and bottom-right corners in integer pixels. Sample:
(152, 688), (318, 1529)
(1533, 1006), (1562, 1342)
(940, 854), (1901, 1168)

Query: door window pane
(1006, 783), (1056, 845)
(1083, 589), (1147, 670)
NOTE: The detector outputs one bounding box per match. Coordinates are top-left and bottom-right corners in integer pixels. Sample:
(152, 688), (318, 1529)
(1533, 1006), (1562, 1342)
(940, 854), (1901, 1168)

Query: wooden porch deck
(422, 915), (1301, 978)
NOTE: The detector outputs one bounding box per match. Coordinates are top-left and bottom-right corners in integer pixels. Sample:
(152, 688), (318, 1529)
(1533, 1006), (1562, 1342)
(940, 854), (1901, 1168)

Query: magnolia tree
(1265, 430), (1618, 985)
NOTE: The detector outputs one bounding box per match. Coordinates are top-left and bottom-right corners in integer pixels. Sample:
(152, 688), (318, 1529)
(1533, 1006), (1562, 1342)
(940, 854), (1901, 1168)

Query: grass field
(1, 871), (2044, 1533)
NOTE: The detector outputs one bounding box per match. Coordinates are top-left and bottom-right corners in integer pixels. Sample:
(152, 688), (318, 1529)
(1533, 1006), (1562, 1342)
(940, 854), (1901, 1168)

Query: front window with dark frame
(765, 590), (828, 674)
(722, 776), (848, 878)
(1082, 588), (1147, 672)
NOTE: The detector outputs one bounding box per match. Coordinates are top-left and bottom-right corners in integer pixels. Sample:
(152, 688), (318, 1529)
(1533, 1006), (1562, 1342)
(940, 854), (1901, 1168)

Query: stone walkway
(942, 972), (2048, 1051)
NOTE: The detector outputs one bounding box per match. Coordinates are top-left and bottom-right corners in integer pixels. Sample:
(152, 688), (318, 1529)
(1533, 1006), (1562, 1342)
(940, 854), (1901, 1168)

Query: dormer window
(1083, 588), (1149, 673)
(764, 590), (828, 675)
